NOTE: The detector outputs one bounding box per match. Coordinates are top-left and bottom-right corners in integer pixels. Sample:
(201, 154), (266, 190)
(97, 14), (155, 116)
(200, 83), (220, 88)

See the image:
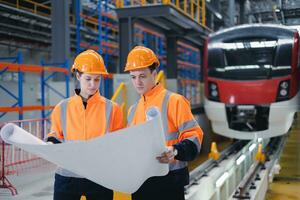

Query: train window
(208, 39), (292, 80)
(272, 40), (292, 77)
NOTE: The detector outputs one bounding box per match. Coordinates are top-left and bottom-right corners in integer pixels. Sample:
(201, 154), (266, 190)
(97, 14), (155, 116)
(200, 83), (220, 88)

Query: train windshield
(208, 38), (293, 80)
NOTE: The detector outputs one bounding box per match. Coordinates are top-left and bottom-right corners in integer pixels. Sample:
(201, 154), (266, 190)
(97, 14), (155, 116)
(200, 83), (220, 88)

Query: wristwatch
(173, 148), (178, 156)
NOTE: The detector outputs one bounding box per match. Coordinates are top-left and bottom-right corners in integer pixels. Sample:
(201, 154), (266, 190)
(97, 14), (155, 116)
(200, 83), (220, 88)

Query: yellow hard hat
(71, 49), (108, 75)
(124, 46), (160, 72)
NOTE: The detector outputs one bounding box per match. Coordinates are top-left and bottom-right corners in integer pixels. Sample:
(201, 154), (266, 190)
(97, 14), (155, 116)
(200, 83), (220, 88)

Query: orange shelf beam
(0, 106), (55, 113)
(0, 62), (69, 74)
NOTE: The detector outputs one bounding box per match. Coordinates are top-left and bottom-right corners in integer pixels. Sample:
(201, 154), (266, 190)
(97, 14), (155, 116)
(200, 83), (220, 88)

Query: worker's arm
(173, 139), (198, 161)
(45, 103), (64, 143)
(158, 94), (204, 163)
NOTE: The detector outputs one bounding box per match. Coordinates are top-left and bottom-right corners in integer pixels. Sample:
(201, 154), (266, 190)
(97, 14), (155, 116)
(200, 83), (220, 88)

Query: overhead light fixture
(236, 154), (246, 165)
(216, 172), (229, 187)
(215, 12), (222, 20)
(249, 143), (257, 152)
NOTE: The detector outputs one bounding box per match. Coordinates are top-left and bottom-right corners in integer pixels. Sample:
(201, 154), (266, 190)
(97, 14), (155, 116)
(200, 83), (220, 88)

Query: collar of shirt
(74, 90), (102, 105)
(141, 83), (165, 102)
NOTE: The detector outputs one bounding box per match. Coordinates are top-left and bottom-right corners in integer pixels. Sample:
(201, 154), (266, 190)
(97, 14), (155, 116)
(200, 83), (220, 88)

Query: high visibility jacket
(48, 91), (124, 177)
(127, 84), (203, 171)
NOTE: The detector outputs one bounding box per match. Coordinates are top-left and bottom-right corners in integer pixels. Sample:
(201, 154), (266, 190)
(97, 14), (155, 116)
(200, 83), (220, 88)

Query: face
(76, 73), (101, 99)
(130, 68), (156, 95)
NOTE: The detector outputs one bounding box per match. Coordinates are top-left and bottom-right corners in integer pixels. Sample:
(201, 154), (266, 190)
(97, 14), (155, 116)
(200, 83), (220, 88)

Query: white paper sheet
(0, 107), (169, 193)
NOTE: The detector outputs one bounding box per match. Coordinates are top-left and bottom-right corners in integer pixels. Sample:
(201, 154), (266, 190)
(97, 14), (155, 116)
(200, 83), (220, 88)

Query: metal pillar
(228, 0), (235, 26)
(75, 0), (82, 54)
(239, 0), (245, 24)
(166, 36), (178, 79)
(118, 17), (134, 73)
(17, 52), (23, 120)
(51, 0), (70, 80)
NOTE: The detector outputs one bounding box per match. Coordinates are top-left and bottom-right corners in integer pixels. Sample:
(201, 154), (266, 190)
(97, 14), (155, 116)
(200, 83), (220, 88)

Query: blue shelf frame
(75, 0), (112, 98)
(40, 60), (70, 120)
(0, 52), (23, 120)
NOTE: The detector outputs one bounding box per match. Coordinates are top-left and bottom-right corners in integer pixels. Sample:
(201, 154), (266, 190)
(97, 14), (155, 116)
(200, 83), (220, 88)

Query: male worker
(46, 49), (124, 200)
(125, 46), (204, 200)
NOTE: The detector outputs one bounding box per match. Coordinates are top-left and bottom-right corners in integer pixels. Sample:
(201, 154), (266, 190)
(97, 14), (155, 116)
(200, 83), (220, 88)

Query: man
(46, 49), (124, 200)
(125, 46), (204, 200)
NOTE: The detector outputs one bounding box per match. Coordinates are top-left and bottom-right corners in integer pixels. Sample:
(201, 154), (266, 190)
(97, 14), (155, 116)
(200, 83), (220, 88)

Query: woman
(46, 49), (124, 200)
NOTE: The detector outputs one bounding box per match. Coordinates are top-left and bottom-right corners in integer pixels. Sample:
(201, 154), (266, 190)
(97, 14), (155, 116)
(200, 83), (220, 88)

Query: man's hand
(156, 146), (178, 164)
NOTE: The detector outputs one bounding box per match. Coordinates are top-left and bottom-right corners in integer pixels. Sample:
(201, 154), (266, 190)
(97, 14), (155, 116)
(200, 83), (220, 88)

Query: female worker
(46, 49), (124, 200)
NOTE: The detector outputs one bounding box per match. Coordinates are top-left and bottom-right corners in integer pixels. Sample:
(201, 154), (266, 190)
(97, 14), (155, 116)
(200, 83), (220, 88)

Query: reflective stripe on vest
(105, 99), (113, 133)
(127, 90), (185, 171)
(59, 98), (113, 140)
(60, 98), (69, 141)
(57, 97), (113, 178)
(161, 91), (188, 171)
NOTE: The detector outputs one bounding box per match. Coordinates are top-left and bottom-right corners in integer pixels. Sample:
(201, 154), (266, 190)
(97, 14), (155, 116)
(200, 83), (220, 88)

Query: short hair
(74, 69), (83, 76)
(148, 63), (158, 73)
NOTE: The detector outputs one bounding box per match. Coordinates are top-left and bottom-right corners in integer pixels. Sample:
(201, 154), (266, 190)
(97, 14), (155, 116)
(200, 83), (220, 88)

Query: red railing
(0, 118), (56, 195)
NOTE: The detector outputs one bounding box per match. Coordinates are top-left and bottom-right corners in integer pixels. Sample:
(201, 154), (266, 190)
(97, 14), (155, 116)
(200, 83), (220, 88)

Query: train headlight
(208, 82), (220, 101)
(276, 80), (290, 101)
(280, 81), (288, 89)
(210, 83), (217, 90)
(211, 90), (218, 97)
(279, 89), (288, 96)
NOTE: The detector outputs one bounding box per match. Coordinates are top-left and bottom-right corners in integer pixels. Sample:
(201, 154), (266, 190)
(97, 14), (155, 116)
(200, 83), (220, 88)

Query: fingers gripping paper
(0, 108), (169, 193)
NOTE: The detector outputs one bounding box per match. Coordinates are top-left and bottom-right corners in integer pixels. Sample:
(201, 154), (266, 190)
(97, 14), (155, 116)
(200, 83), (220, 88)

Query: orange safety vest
(48, 91), (124, 177)
(127, 84), (203, 171)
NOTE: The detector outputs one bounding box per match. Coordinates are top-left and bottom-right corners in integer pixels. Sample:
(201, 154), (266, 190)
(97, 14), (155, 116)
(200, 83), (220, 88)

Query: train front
(204, 24), (300, 140)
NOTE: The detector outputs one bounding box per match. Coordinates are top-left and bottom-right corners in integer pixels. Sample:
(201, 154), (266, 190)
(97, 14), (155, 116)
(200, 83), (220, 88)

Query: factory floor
(266, 114), (300, 200)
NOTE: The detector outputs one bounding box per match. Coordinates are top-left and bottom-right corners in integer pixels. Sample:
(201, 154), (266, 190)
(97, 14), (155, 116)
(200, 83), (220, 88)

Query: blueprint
(0, 107), (169, 193)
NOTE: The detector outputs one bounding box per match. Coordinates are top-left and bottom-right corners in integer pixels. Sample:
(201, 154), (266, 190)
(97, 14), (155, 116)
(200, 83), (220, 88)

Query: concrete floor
(266, 114), (300, 200)
(0, 169), (55, 200)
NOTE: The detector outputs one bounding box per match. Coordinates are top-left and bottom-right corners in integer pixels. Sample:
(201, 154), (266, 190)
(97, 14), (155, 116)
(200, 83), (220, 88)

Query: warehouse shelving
(74, 0), (118, 98)
(0, 53), (69, 121)
(177, 41), (201, 105)
(134, 23), (166, 72)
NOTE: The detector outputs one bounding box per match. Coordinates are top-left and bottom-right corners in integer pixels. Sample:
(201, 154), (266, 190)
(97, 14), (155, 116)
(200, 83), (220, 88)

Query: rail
(155, 70), (167, 88)
(185, 139), (261, 200)
(116, 0), (207, 27)
(0, 118), (56, 195)
(0, 0), (118, 33)
(0, 0), (51, 16)
(111, 82), (127, 123)
(233, 136), (286, 199)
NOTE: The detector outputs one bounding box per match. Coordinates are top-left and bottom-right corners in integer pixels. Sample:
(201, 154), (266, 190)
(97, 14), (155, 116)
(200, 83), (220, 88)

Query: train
(204, 24), (300, 140)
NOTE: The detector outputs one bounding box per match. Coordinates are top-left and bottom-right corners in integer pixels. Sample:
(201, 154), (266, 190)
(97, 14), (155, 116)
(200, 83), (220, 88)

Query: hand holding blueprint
(0, 107), (169, 193)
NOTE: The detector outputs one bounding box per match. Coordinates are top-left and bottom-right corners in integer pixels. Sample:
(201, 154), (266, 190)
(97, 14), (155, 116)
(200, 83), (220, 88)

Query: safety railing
(156, 70), (167, 88)
(116, 0), (206, 27)
(0, 0), (51, 17)
(111, 82), (127, 123)
(0, 118), (56, 195)
(0, 0), (118, 35)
